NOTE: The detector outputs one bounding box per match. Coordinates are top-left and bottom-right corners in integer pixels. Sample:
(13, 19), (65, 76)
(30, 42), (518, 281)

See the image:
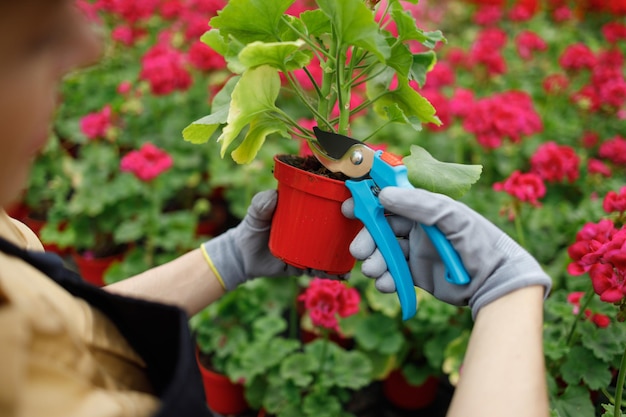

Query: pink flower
(473, 6), (502, 26)
(468, 28), (508, 75)
(80, 105), (114, 140)
(515, 30), (547, 60)
(420, 88), (450, 131)
(98, 0), (160, 24)
(559, 43), (596, 71)
(567, 219), (618, 276)
(602, 21), (626, 43)
(463, 91), (542, 149)
(424, 62), (455, 89)
(590, 261), (626, 303)
(493, 170), (546, 207)
(603, 187), (626, 214)
(591, 313), (611, 328)
(298, 278), (361, 333)
(449, 88), (475, 119)
(567, 291), (585, 314)
(581, 131), (600, 148)
(542, 73), (569, 95)
(552, 6), (573, 22)
(530, 142), (580, 183)
(188, 41), (226, 72)
(117, 81), (133, 95)
(139, 44), (192, 95)
(588, 159), (612, 177)
(120, 143), (173, 181)
(599, 135), (626, 165)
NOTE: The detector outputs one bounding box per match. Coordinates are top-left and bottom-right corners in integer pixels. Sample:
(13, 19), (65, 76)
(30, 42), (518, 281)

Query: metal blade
(313, 127), (362, 159)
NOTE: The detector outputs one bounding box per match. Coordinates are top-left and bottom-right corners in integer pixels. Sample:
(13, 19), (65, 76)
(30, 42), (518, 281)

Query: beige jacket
(0, 211), (160, 417)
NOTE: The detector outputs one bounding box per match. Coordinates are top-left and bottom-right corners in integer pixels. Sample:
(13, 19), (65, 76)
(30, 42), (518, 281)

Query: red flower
(559, 43), (596, 71)
(97, 0), (160, 24)
(188, 41), (226, 72)
(139, 44), (192, 95)
(468, 28), (508, 75)
(542, 73), (569, 95)
(567, 219), (618, 276)
(599, 135), (626, 165)
(424, 62), (455, 89)
(473, 6), (503, 26)
(120, 143), (173, 182)
(449, 88), (475, 119)
(463, 91), (542, 149)
(530, 142), (580, 183)
(602, 21), (626, 43)
(298, 278), (361, 333)
(493, 170), (546, 206)
(587, 159), (612, 177)
(515, 30), (547, 60)
(591, 313), (611, 328)
(603, 187), (626, 214)
(80, 105), (114, 140)
(589, 262), (626, 303)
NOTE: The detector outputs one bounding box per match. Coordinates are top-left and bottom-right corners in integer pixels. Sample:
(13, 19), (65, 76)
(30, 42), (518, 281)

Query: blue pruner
(310, 127), (470, 320)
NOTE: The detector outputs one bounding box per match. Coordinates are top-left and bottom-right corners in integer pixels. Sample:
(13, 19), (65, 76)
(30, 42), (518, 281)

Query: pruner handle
(347, 179), (417, 320)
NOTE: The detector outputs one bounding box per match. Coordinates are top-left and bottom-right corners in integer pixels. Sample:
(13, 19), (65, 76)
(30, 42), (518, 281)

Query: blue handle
(349, 151), (471, 319)
(347, 179), (417, 320)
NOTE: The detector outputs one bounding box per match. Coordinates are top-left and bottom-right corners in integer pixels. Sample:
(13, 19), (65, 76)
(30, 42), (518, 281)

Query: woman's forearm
(104, 248), (225, 317)
(447, 285), (549, 417)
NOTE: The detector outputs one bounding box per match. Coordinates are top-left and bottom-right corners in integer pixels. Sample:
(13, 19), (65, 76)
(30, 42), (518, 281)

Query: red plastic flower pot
(269, 155), (363, 275)
(383, 369), (439, 410)
(195, 350), (249, 415)
(71, 251), (124, 287)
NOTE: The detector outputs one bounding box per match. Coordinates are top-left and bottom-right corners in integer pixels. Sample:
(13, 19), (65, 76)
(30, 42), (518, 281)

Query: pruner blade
(310, 127), (374, 179)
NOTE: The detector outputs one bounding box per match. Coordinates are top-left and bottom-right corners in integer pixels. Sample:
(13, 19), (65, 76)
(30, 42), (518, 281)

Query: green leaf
(209, 0), (294, 43)
(551, 385), (595, 417)
(316, 0), (390, 61)
(231, 114), (290, 164)
(371, 77), (440, 128)
(300, 9), (331, 37)
(404, 145), (483, 199)
(364, 279), (401, 317)
(239, 40), (312, 72)
(561, 346), (612, 390)
(331, 350), (372, 389)
(182, 76), (239, 144)
(303, 391), (342, 417)
(201, 29), (246, 73)
(280, 352), (317, 387)
(580, 320), (626, 362)
(354, 313), (404, 355)
(411, 51), (437, 87)
(217, 65), (281, 160)
(386, 41), (413, 79)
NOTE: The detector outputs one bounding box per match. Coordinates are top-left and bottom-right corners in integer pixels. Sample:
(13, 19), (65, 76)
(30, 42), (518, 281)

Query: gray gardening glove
(201, 190), (336, 291)
(345, 187), (551, 318)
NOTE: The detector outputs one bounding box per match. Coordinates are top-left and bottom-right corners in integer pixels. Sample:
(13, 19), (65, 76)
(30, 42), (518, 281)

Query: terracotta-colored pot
(195, 350), (249, 415)
(269, 155), (362, 275)
(383, 369), (439, 410)
(71, 251), (124, 287)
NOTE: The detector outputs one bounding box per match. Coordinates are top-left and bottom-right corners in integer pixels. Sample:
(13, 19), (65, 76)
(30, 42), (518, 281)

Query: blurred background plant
(15, 0), (626, 416)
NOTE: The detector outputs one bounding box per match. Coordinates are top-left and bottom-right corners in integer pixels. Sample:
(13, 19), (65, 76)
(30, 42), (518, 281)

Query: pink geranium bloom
(530, 142), (580, 183)
(587, 159), (612, 177)
(188, 41), (226, 72)
(120, 143), (173, 182)
(515, 30), (547, 60)
(493, 170), (546, 207)
(602, 21), (626, 43)
(80, 105), (114, 140)
(139, 44), (192, 95)
(559, 43), (596, 71)
(298, 278), (360, 333)
(603, 187), (626, 214)
(599, 135), (626, 165)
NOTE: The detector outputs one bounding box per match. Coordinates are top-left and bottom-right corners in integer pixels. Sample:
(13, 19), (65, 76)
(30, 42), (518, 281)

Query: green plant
(183, 0), (482, 196)
(223, 277), (372, 417)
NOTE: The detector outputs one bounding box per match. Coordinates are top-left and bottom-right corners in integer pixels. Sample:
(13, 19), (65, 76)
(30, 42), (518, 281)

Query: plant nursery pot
(269, 155), (363, 275)
(195, 349), (249, 415)
(383, 369), (439, 410)
(71, 251), (124, 287)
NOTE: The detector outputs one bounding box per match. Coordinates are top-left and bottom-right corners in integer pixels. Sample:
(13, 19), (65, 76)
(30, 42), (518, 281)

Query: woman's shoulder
(0, 210), (44, 252)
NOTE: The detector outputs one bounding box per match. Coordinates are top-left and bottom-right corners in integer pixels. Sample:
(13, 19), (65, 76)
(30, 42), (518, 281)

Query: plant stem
(513, 201), (526, 247)
(315, 329), (330, 383)
(614, 346), (626, 416)
(566, 286), (595, 346)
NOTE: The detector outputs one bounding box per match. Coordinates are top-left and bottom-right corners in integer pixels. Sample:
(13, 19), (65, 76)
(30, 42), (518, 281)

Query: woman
(0, 1), (551, 416)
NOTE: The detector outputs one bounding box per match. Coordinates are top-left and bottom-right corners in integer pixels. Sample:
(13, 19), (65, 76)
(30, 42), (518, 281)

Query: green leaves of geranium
(209, 0), (294, 43)
(317, 0), (390, 61)
(404, 145), (483, 199)
(239, 40), (312, 72)
(219, 65), (285, 163)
